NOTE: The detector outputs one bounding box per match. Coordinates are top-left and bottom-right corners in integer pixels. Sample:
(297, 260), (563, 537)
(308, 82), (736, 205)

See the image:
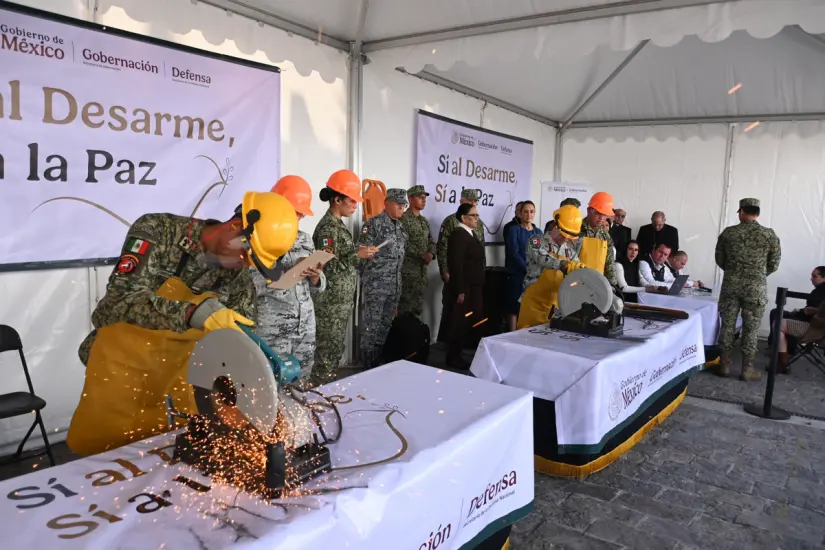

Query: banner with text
(0, 5), (280, 266)
(415, 111), (533, 243)
(539, 181), (592, 230)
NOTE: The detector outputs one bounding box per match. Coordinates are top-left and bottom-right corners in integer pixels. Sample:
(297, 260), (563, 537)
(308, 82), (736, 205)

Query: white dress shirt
(459, 222), (474, 236)
(639, 257), (676, 287)
(614, 262), (645, 293)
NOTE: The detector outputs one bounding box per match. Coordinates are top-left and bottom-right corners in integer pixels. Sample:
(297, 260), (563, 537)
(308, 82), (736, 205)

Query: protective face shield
(234, 192), (299, 282)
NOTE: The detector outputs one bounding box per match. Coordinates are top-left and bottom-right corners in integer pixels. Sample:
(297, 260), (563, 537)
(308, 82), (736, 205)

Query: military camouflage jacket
(400, 209), (437, 273)
(523, 233), (583, 290)
(313, 210), (359, 306)
(437, 213), (485, 275)
(715, 220), (781, 283)
(78, 213), (256, 364)
(358, 211), (408, 286)
(581, 221), (618, 286)
(252, 230), (325, 335)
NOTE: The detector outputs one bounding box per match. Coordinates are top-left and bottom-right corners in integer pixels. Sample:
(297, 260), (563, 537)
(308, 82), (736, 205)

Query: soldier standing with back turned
(399, 185), (437, 317)
(712, 198), (781, 381)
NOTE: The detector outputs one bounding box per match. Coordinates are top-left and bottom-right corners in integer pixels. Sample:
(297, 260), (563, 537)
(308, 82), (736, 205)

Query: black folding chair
(0, 325), (55, 466)
(788, 339), (825, 376)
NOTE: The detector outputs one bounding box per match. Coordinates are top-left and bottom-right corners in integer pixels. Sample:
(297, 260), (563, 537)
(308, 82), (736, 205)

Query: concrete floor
(2, 340), (824, 549)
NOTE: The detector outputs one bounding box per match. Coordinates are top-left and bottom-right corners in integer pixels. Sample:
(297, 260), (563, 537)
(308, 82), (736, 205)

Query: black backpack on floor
(382, 312), (430, 365)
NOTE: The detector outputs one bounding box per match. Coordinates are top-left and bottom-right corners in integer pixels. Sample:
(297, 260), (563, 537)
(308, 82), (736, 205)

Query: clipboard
(267, 250), (335, 290)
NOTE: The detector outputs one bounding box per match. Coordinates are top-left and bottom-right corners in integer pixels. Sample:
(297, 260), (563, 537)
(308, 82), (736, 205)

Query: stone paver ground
(511, 399), (825, 550)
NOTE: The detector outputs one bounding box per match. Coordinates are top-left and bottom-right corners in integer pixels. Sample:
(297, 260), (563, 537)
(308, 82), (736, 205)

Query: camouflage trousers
(255, 319), (315, 380)
(718, 286), (767, 359)
(310, 300), (352, 388)
(360, 280), (401, 368)
(398, 267), (427, 317)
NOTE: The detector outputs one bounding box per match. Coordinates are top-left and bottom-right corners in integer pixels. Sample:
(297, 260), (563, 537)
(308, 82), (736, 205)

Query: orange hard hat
(271, 175), (314, 216)
(326, 170), (363, 203)
(588, 192), (615, 216)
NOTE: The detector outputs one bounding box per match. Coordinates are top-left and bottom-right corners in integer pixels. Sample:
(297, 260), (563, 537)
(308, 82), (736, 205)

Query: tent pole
(553, 128), (564, 181)
(562, 40), (649, 129)
(396, 69), (560, 128)
(347, 0), (370, 366)
(362, 0), (730, 52)
(713, 123), (737, 291)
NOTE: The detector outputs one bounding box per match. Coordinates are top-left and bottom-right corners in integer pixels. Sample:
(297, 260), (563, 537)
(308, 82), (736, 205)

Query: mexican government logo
(608, 383), (622, 421)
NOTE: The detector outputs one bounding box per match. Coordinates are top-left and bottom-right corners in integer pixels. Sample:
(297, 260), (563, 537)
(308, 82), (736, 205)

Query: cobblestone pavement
(687, 342), (825, 420)
(511, 399), (825, 550)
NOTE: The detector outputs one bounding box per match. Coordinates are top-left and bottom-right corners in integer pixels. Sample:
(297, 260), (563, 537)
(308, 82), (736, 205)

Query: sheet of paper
(267, 250), (335, 290)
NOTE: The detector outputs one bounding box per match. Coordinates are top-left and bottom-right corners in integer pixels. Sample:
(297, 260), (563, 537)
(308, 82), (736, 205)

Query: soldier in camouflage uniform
(398, 185), (437, 317)
(358, 188), (410, 367)
(581, 193), (618, 287)
(311, 170), (377, 387)
(78, 212), (260, 365)
(255, 175), (325, 381)
(436, 188), (485, 341)
(712, 198), (781, 381)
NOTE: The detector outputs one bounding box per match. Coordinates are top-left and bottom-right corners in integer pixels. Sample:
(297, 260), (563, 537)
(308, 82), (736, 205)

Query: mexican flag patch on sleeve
(126, 237), (150, 255)
(321, 237), (333, 247)
(529, 236), (542, 249)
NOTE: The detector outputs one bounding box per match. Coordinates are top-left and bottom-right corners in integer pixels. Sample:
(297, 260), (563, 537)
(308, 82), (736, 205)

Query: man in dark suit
(636, 211), (679, 258)
(502, 202), (524, 241)
(610, 208), (631, 261)
(446, 203), (486, 369)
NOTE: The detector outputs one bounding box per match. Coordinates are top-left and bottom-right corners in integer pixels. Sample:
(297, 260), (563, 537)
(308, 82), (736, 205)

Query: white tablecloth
(0, 362), (534, 550)
(637, 289), (742, 346)
(470, 316), (704, 452)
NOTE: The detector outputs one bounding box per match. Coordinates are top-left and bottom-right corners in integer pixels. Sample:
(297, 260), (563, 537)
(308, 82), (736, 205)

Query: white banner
(0, 4), (280, 266)
(539, 181), (592, 229)
(472, 315), (704, 448)
(415, 111), (533, 243)
(0, 362), (534, 549)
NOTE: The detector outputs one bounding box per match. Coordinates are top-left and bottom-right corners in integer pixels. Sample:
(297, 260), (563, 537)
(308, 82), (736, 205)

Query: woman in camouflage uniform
(309, 170), (377, 387)
(253, 176), (325, 381)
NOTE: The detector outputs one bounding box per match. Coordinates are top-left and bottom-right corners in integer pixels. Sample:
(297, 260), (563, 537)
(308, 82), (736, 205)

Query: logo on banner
(553, 186), (567, 192)
(501, 145), (513, 156)
(464, 470), (518, 527)
(608, 384), (622, 421)
(81, 48), (160, 74)
(172, 67), (212, 87)
(455, 132), (475, 147)
(478, 139), (498, 151)
(0, 23), (67, 60)
(451, 130), (459, 144)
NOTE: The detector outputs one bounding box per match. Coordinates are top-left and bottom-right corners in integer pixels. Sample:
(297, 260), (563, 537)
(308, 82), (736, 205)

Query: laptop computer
(667, 274), (690, 295)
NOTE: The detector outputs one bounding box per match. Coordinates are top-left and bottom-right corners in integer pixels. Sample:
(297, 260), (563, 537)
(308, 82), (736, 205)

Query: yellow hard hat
(553, 205), (583, 237)
(239, 191), (298, 279)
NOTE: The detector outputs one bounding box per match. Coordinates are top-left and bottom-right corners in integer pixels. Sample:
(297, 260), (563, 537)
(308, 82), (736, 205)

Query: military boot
(739, 356), (762, 382)
(712, 351), (730, 377)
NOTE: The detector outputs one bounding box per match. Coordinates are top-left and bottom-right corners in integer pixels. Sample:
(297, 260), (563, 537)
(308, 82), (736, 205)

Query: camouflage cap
(386, 188), (409, 206)
(407, 185), (429, 197)
(461, 188), (480, 201)
(560, 197), (581, 208)
(739, 198), (760, 209)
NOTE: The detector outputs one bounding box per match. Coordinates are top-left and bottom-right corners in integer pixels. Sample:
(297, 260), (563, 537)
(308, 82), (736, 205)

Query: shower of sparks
(472, 318), (488, 328)
(744, 121), (760, 132)
(465, 311), (473, 317)
(728, 83), (742, 94)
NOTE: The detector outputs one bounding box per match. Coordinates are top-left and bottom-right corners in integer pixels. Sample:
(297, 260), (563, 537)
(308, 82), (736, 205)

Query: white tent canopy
(3, 0), (824, 452)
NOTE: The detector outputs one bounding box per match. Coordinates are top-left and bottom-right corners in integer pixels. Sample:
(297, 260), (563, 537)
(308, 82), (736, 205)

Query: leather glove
(203, 308), (254, 333)
(565, 261), (586, 274)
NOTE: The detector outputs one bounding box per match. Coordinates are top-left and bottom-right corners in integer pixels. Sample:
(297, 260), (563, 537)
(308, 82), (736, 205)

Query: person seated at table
(504, 200), (542, 331)
(518, 205), (586, 329)
(776, 301), (825, 374)
(639, 243), (674, 292)
(768, 265), (825, 347)
(667, 250), (705, 288)
(615, 240), (645, 303)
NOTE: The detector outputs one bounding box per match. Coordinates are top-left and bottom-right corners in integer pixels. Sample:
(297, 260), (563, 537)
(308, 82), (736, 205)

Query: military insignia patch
(125, 237), (150, 255)
(179, 236), (195, 251)
(529, 236), (542, 249)
(361, 226), (369, 234)
(321, 237), (333, 248)
(116, 254), (140, 275)
(323, 247), (334, 255)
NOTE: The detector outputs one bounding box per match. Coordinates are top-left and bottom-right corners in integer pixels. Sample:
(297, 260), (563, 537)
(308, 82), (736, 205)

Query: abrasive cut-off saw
(165, 326), (340, 499)
(550, 267), (625, 338)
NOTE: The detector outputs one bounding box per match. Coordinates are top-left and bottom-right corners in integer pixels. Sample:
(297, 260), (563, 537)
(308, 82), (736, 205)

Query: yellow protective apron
(67, 278), (215, 456)
(516, 237), (608, 330)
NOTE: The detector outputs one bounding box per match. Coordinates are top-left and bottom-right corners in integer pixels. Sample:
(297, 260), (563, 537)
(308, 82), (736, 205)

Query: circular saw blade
(558, 267), (613, 316)
(187, 329), (279, 435)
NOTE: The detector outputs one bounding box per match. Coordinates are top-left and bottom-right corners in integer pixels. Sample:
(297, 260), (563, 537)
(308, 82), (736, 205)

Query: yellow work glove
(565, 261), (586, 274)
(203, 308), (254, 334)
